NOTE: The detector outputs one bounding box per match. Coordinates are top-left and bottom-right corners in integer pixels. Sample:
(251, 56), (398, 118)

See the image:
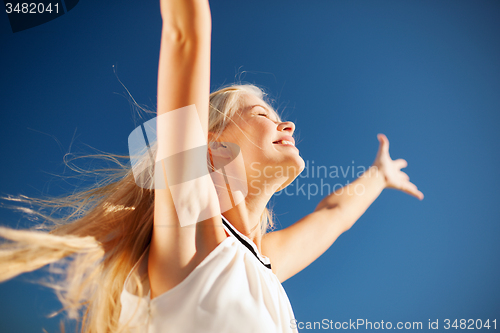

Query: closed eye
(258, 113), (280, 123)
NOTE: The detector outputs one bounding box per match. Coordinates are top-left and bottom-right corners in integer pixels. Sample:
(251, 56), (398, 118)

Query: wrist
(161, 0), (212, 35)
(367, 165), (388, 189)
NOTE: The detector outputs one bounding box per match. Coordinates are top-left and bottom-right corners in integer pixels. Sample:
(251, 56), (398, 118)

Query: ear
(208, 131), (230, 158)
(208, 141), (232, 161)
(206, 138), (248, 213)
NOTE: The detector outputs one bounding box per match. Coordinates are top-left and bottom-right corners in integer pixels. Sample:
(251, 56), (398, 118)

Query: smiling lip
(275, 141), (296, 148)
(273, 137), (298, 150)
(273, 136), (295, 146)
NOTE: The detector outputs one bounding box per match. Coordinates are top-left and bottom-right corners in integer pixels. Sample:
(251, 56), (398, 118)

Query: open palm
(372, 134), (424, 200)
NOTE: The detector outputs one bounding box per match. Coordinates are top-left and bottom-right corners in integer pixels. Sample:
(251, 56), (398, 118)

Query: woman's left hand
(372, 134), (424, 200)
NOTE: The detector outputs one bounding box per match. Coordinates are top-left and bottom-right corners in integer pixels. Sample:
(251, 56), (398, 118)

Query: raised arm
(262, 134), (424, 282)
(157, 0), (211, 122)
(149, 0), (225, 299)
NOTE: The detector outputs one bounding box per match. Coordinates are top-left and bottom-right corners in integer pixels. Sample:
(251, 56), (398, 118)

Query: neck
(221, 186), (275, 251)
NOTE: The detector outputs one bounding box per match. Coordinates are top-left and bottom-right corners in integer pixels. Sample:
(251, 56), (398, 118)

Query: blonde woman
(0, 0), (423, 332)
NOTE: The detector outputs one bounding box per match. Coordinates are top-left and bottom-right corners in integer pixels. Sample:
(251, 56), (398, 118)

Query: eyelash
(256, 111), (278, 122)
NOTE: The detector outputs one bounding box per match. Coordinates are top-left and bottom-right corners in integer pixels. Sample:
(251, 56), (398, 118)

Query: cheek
(238, 143), (269, 169)
(223, 121), (275, 157)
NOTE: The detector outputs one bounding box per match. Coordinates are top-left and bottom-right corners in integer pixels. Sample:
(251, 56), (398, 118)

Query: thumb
(377, 133), (389, 154)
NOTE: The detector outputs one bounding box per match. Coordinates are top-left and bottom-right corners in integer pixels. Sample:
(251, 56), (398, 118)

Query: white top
(118, 216), (299, 333)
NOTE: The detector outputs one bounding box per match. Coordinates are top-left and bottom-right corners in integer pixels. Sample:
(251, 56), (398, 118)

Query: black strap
(221, 216), (272, 270)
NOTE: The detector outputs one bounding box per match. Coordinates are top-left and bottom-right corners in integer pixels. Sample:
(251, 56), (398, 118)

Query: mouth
(273, 140), (296, 147)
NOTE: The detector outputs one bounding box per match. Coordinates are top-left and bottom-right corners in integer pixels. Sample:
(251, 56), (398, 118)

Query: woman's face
(217, 93), (305, 194)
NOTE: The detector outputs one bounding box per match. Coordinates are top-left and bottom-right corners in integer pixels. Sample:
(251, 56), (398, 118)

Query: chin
(297, 155), (306, 172)
(289, 155), (306, 174)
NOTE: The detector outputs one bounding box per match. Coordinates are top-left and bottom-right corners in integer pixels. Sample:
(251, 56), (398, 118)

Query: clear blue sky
(1, 1), (499, 332)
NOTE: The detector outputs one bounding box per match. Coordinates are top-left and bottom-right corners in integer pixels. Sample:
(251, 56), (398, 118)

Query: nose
(277, 120), (295, 135)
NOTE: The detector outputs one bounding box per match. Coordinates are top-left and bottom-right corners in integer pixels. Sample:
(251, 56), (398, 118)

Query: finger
(401, 181), (424, 200)
(395, 158), (408, 169)
(377, 133), (389, 154)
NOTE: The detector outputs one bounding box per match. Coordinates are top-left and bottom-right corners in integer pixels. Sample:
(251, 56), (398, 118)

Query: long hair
(0, 83), (280, 333)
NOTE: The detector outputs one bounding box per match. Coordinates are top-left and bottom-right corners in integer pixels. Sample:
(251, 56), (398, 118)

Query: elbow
(161, 23), (211, 47)
(161, 26), (191, 45)
(319, 205), (352, 234)
(314, 201), (339, 213)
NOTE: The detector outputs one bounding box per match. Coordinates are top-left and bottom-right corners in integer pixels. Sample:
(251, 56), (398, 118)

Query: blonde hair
(0, 83), (280, 333)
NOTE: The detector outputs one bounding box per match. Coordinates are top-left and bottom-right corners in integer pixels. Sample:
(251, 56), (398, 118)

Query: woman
(0, 0), (423, 332)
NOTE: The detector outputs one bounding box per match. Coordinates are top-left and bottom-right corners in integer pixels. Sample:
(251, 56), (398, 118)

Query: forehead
(237, 93), (281, 122)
